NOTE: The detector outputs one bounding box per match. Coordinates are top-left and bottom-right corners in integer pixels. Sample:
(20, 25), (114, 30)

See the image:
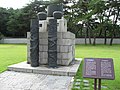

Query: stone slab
(8, 58), (82, 77)
(57, 39), (72, 45)
(39, 39), (48, 45)
(0, 71), (72, 90)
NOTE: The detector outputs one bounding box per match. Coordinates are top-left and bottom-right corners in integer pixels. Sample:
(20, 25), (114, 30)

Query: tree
(7, 0), (48, 37)
(1, 0), (120, 42)
(64, 0), (120, 45)
(107, 0), (120, 45)
(0, 7), (9, 36)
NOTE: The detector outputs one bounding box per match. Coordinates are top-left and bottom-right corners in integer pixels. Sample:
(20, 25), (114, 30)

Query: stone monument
(27, 4), (75, 68)
(5, 4), (80, 89)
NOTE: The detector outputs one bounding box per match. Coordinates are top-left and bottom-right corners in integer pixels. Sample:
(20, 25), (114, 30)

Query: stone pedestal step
(8, 59), (82, 77)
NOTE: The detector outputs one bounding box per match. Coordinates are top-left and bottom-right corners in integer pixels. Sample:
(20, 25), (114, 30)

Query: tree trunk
(87, 24), (91, 44)
(104, 29), (107, 45)
(110, 34), (114, 45)
(98, 29), (102, 37)
(110, 29), (116, 45)
(88, 29), (91, 44)
(85, 27), (87, 45)
(93, 36), (96, 46)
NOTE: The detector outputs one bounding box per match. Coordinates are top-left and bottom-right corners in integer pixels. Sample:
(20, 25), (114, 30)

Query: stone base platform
(8, 58), (82, 77)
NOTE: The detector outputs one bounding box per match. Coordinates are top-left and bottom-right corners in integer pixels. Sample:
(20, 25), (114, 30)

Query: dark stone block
(30, 18), (39, 67)
(37, 12), (47, 20)
(48, 19), (57, 68)
(48, 51), (57, 68)
(53, 11), (63, 19)
(48, 19), (57, 37)
(47, 4), (63, 17)
(48, 38), (57, 50)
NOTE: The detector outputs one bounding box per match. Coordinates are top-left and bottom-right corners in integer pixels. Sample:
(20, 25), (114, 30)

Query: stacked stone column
(48, 19), (57, 67)
(29, 19), (39, 67)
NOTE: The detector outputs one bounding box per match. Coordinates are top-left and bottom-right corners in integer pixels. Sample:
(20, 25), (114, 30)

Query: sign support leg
(94, 78), (97, 90)
(98, 79), (101, 90)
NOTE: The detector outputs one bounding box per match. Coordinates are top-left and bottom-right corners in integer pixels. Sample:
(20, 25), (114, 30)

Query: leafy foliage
(64, 0), (120, 45)
(0, 32), (4, 40)
(0, 0), (120, 45)
(0, 7), (9, 36)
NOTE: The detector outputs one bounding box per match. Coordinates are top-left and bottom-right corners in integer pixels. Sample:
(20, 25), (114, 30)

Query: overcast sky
(0, 0), (32, 9)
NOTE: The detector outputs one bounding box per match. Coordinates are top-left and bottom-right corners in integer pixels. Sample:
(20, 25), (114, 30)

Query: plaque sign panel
(83, 58), (115, 80)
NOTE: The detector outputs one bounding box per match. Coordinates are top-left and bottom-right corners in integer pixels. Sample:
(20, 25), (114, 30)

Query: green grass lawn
(72, 44), (120, 90)
(0, 44), (120, 90)
(0, 44), (26, 72)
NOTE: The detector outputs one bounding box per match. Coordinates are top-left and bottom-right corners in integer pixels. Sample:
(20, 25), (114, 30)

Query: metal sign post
(94, 78), (97, 90)
(98, 79), (101, 90)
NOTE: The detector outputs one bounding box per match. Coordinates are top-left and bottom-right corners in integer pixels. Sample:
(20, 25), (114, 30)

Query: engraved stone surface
(48, 19), (57, 68)
(30, 19), (39, 67)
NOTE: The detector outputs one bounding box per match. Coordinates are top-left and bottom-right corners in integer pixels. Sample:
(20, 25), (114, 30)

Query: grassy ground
(72, 44), (120, 90)
(0, 44), (120, 90)
(0, 44), (26, 72)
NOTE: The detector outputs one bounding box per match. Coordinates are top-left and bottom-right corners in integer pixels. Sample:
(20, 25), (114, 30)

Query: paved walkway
(0, 71), (72, 90)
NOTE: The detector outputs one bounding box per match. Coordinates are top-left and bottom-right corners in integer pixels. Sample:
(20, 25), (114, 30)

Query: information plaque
(83, 58), (115, 80)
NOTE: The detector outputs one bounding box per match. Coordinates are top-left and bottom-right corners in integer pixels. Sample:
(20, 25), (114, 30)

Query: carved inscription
(85, 59), (97, 76)
(48, 19), (57, 68)
(30, 19), (39, 67)
(101, 60), (112, 77)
